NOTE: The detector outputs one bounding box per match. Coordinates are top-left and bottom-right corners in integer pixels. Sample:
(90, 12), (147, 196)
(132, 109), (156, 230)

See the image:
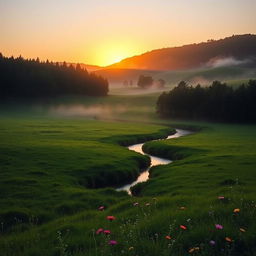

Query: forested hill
(0, 54), (108, 99)
(108, 34), (256, 70)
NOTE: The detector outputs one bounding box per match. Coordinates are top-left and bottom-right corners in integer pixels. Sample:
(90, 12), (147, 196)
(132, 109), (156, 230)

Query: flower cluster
(93, 196), (248, 254)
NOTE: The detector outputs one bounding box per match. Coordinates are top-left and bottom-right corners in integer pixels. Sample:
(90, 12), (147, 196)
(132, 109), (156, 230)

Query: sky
(1, 0), (256, 66)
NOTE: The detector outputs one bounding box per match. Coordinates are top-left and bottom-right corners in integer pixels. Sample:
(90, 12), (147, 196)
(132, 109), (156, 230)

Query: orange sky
(1, 0), (256, 66)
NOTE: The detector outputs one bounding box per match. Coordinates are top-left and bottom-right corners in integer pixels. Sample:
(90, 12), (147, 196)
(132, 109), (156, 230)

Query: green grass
(0, 116), (173, 231)
(1, 90), (256, 255)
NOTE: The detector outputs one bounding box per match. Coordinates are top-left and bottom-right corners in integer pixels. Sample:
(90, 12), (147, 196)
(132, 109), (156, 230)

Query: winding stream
(116, 129), (192, 195)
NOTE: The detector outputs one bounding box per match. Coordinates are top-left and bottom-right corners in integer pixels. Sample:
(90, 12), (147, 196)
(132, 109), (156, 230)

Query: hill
(107, 34), (256, 71)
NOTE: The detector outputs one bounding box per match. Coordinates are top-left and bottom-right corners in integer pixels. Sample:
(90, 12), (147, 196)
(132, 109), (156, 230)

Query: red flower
(104, 230), (111, 235)
(106, 216), (116, 221)
(180, 225), (187, 230)
(165, 235), (171, 240)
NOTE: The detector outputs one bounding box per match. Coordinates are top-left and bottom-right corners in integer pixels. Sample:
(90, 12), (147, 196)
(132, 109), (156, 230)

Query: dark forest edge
(0, 54), (109, 99)
(157, 80), (256, 123)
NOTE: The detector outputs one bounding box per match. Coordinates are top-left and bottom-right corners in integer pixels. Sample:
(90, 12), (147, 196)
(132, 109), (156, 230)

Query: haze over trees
(157, 80), (256, 123)
(108, 34), (256, 70)
(137, 75), (154, 88)
(0, 54), (109, 99)
(137, 75), (166, 89)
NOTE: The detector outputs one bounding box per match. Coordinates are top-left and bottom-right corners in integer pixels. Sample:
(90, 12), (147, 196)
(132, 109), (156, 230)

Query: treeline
(0, 54), (108, 99)
(157, 80), (256, 123)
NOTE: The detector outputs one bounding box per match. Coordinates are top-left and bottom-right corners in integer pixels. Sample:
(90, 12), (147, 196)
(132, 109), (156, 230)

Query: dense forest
(0, 54), (108, 99)
(157, 80), (256, 123)
(109, 34), (256, 70)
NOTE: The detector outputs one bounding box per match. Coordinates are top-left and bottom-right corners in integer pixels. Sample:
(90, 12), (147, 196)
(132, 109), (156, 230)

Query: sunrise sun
(93, 41), (138, 66)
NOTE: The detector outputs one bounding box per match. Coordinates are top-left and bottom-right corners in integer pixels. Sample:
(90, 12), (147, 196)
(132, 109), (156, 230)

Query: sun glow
(93, 41), (139, 66)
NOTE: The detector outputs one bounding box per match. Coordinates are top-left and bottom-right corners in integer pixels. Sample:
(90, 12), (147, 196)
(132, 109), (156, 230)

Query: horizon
(1, 33), (255, 68)
(1, 0), (256, 66)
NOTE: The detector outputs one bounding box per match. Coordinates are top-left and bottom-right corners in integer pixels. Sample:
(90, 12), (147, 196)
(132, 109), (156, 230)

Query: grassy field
(0, 88), (256, 256)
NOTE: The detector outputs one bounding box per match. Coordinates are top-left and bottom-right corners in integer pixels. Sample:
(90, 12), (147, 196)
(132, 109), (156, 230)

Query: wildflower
(108, 240), (118, 245)
(104, 230), (111, 235)
(180, 206), (186, 210)
(96, 228), (104, 234)
(225, 237), (232, 242)
(128, 247), (134, 250)
(233, 208), (240, 213)
(189, 247), (200, 253)
(98, 206), (105, 211)
(165, 235), (171, 240)
(209, 240), (216, 246)
(106, 216), (116, 221)
(218, 196), (225, 200)
(240, 228), (246, 232)
(133, 202), (139, 206)
(180, 225), (187, 230)
(189, 248), (195, 253)
(215, 224), (223, 230)
(145, 203), (150, 206)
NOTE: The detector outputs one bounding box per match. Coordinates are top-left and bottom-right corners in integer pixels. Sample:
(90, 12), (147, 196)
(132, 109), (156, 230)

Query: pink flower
(106, 216), (116, 221)
(209, 240), (216, 246)
(108, 240), (118, 245)
(96, 228), (104, 234)
(133, 202), (139, 206)
(218, 196), (225, 200)
(215, 224), (223, 230)
(104, 230), (111, 235)
(98, 206), (105, 211)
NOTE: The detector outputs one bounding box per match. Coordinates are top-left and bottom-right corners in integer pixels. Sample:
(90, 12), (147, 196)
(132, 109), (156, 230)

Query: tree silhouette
(137, 75), (153, 88)
(157, 80), (256, 123)
(0, 54), (109, 99)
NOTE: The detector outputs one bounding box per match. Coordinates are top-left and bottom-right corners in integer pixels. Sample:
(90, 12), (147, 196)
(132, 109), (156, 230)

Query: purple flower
(209, 240), (216, 246)
(108, 240), (118, 245)
(215, 224), (223, 230)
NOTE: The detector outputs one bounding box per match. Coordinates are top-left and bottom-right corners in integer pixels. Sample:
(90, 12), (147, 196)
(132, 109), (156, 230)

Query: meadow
(0, 86), (256, 256)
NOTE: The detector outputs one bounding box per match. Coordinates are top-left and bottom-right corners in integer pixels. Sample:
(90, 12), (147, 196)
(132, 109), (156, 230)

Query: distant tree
(76, 63), (82, 71)
(129, 80), (133, 87)
(137, 75), (153, 88)
(156, 79), (166, 88)
(177, 80), (188, 89)
(123, 80), (128, 87)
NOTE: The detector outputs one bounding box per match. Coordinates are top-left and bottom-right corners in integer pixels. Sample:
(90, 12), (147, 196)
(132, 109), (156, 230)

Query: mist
(206, 56), (251, 68)
(48, 104), (127, 119)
